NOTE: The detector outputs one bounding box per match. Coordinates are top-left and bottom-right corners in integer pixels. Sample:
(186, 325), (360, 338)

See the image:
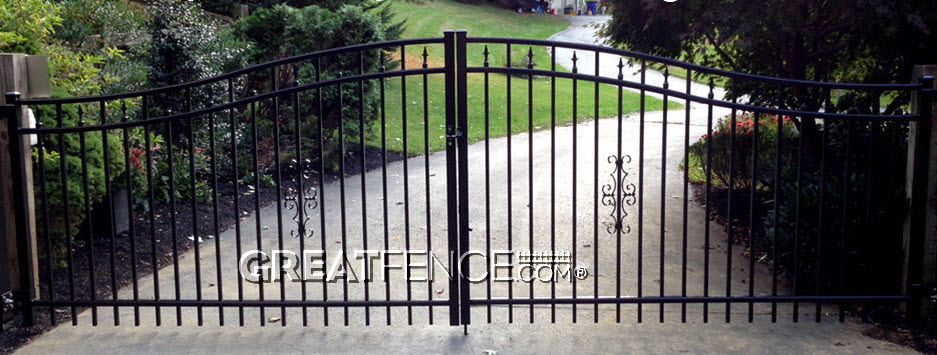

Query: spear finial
(483, 45), (490, 67)
(422, 47), (428, 69)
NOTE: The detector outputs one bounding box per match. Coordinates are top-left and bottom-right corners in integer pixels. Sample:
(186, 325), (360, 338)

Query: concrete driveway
(16, 115), (911, 354)
(549, 15), (729, 108)
(16, 16), (913, 355)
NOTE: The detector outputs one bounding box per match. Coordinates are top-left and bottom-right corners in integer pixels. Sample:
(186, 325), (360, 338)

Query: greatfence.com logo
(238, 249), (589, 284)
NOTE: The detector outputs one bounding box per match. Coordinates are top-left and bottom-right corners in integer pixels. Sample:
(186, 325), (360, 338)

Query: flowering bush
(689, 112), (911, 295)
(689, 112), (798, 193)
(125, 128), (216, 210)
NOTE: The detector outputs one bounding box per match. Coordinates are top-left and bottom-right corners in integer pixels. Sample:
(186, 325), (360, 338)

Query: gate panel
(11, 37), (460, 327)
(457, 35), (924, 324)
(1, 31), (931, 328)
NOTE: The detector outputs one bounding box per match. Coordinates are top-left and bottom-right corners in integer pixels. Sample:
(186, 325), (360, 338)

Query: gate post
(455, 30), (471, 326)
(2, 93), (36, 326)
(443, 30), (461, 326)
(904, 67), (936, 321)
(0, 53), (46, 327)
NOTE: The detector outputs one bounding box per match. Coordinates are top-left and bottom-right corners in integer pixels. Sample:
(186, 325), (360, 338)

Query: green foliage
(201, 0), (377, 15)
(46, 43), (125, 96)
(688, 112), (798, 192)
(608, 0), (928, 296)
(125, 128), (164, 210)
(53, 0), (144, 50)
(762, 120), (909, 295)
(231, 3), (400, 74)
(686, 112), (909, 295)
(600, 0), (937, 111)
(0, 0), (61, 54)
(231, 2), (401, 166)
(146, 0), (217, 88)
(124, 125), (221, 209)
(160, 144), (215, 204)
(1, 0), (142, 97)
(238, 170), (276, 188)
(145, 0), (250, 114)
(33, 88), (126, 245)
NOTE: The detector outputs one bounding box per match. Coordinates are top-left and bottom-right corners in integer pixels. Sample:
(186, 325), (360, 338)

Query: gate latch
(446, 130), (463, 139)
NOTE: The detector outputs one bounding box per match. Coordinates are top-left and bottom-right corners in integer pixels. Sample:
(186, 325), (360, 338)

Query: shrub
(33, 88), (126, 247)
(231, 3), (400, 170)
(688, 112), (798, 193)
(125, 128), (165, 210)
(688, 112), (910, 296)
(762, 120), (909, 295)
(1, 0), (130, 97)
(0, 0), (61, 54)
(51, 0), (149, 95)
(202, 0), (360, 14)
(53, 0), (144, 50)
(124, 126), (219, 210)
(145, 0), (250, 116)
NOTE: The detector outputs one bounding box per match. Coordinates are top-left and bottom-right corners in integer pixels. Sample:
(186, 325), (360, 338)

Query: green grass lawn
(370, 0), (671, 154)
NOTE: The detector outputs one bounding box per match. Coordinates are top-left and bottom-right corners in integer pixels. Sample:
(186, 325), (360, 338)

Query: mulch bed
(690, 183), (770, 256)
(0, 146), (405, 353)
(689, 180), (937, 354)
(860, 307), (937, 354)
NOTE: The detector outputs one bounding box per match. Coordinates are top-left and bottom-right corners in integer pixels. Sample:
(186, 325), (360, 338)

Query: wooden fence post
(904, 66), (937, 321)
(0, 53), (49, 326)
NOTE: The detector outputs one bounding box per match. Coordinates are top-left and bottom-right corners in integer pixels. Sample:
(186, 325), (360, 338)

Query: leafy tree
(600, 0), (937, 111)
(600, 0), (937, 167)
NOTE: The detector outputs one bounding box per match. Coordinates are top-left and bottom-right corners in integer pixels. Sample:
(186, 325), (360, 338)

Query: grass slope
(371, 0), (670, 154)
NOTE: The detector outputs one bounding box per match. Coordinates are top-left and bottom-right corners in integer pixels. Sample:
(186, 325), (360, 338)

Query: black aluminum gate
(3, 30), (933, 328)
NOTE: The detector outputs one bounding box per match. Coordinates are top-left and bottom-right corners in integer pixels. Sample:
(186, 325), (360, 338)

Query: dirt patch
(402, 51), (445, 70)
(0, 146), (405, 353)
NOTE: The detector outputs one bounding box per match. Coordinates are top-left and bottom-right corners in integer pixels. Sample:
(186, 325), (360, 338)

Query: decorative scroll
(284, 159), (318, 238)
(600, 155), (637, 234)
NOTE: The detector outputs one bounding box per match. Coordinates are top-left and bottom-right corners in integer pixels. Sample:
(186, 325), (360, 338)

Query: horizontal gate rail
(464, 37), (922, 90)
(17, 38), (446, 105)
(28, 296), (907, 308)
(17, 68), (447, 134)
(469, 296), (910, 305)
(31, 299), (451, 308)
(464, 67), (923, 121)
